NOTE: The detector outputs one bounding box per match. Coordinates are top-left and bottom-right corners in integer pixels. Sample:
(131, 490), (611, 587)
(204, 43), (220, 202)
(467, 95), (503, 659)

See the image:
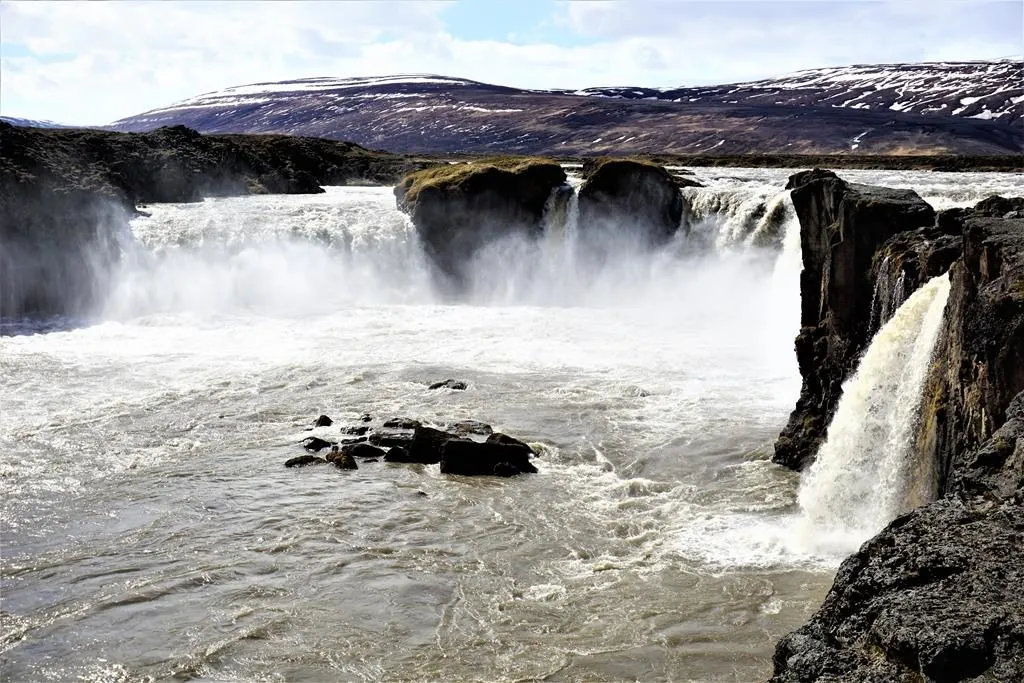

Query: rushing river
(2, 168), (1021, 682)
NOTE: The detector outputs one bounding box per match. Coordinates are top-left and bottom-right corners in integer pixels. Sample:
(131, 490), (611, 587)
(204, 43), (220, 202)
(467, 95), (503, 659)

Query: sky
(1, 0), (1021, 125)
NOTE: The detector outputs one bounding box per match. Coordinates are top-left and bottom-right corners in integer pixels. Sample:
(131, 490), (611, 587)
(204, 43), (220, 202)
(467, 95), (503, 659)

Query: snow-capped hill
(0, 116), (68, 129)
(584, 59), (1024, 124)
(110, 61), (1023, 156)
(140, 74), (514, 116)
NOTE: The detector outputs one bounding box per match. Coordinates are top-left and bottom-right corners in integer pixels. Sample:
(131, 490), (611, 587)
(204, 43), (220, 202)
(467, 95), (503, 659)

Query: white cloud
(1, 0), (1020, 125)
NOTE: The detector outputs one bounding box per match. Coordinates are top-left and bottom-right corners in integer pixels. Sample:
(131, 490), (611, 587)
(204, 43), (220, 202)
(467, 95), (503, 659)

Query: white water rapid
(797, 273), (952, 553)
(2, 167), (1018, 682)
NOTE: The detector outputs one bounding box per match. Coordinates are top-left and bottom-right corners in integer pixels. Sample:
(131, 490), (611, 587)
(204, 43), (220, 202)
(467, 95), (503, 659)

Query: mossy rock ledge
(394, 157), (566, 288)
(577, 158), (684, 244)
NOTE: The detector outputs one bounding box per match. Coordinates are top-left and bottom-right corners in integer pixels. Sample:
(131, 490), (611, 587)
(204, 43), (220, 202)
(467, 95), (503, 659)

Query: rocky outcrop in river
(393, 157), (566, 289)
(290, 414), (539, 478)
(0, 122), (424, 319)
(772, 174), (1024, 682)
(578, 158), (684, 244)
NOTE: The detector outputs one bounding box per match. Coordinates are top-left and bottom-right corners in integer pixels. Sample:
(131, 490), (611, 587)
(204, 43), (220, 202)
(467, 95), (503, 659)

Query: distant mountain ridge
(0, 116), (68, 129)
(570, 59), (1024, 124)
(110, 59), (1024, 156)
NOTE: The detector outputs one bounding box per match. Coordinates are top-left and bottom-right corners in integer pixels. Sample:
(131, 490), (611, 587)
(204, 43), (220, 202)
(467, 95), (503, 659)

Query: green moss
(397, 156), (560, 206)
(1008, 276), (1024, 300)
(581, 156), (666, 179)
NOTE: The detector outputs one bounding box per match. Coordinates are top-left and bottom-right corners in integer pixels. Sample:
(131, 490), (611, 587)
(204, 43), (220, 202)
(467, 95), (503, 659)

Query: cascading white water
(683, 187), (794, 250)
(797, 273), (951, 553)
(102, 187), (435, 318)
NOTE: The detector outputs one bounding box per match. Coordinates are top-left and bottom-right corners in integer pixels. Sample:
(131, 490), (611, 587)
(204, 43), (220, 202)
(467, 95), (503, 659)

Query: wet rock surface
(369, 432), (414, 448)
(330, 453), (358, 470)
(773, 170), (936, 471)
(773, 496), (1024, 683)
(288, 415), (539, 477)
(440, 440), (538, 477)
(772, 177), (1024, 682)
(341, 425), (369, 435)
(578, 158), (684, 245)
(342, 443), (387, 460)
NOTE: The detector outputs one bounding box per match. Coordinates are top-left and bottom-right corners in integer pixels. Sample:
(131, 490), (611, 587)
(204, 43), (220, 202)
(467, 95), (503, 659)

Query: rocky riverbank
(771, 171), (1024, 681)
(0, 122), (426, 318)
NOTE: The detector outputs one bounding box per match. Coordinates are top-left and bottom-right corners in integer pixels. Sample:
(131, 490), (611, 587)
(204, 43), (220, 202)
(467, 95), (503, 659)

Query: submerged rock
(440, 440), (538, 477)
(359, 413), (373, 423)
(429, 379), (467, 391)
(302, 436), (336, 453)
(285, 455), (327, 468)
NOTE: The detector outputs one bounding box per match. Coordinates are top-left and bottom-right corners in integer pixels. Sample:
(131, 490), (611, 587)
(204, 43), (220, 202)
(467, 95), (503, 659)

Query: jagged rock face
(394, 159), (566, 289)
(916, 209), (1024, 498)
(577, 159), (683, 245)
(0, 122), (423, 318)
(773, 396), (1024, 681)
(771, 495), (1024, 683)
(773, 171), (935, 470)
(772, 193), (1024, 682)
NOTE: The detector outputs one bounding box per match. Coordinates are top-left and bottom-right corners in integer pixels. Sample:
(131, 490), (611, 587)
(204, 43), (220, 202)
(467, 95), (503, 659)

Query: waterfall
(682, 188), (793, 250)
(797, 273), (951, 553)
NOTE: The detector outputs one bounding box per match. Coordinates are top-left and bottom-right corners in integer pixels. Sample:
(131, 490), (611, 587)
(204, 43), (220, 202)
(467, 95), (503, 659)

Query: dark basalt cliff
(772, 175), (1024, 681)
(772, 171), (936, 470)
(0, 122), (423, 318)
(393, 157), (567, 290)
